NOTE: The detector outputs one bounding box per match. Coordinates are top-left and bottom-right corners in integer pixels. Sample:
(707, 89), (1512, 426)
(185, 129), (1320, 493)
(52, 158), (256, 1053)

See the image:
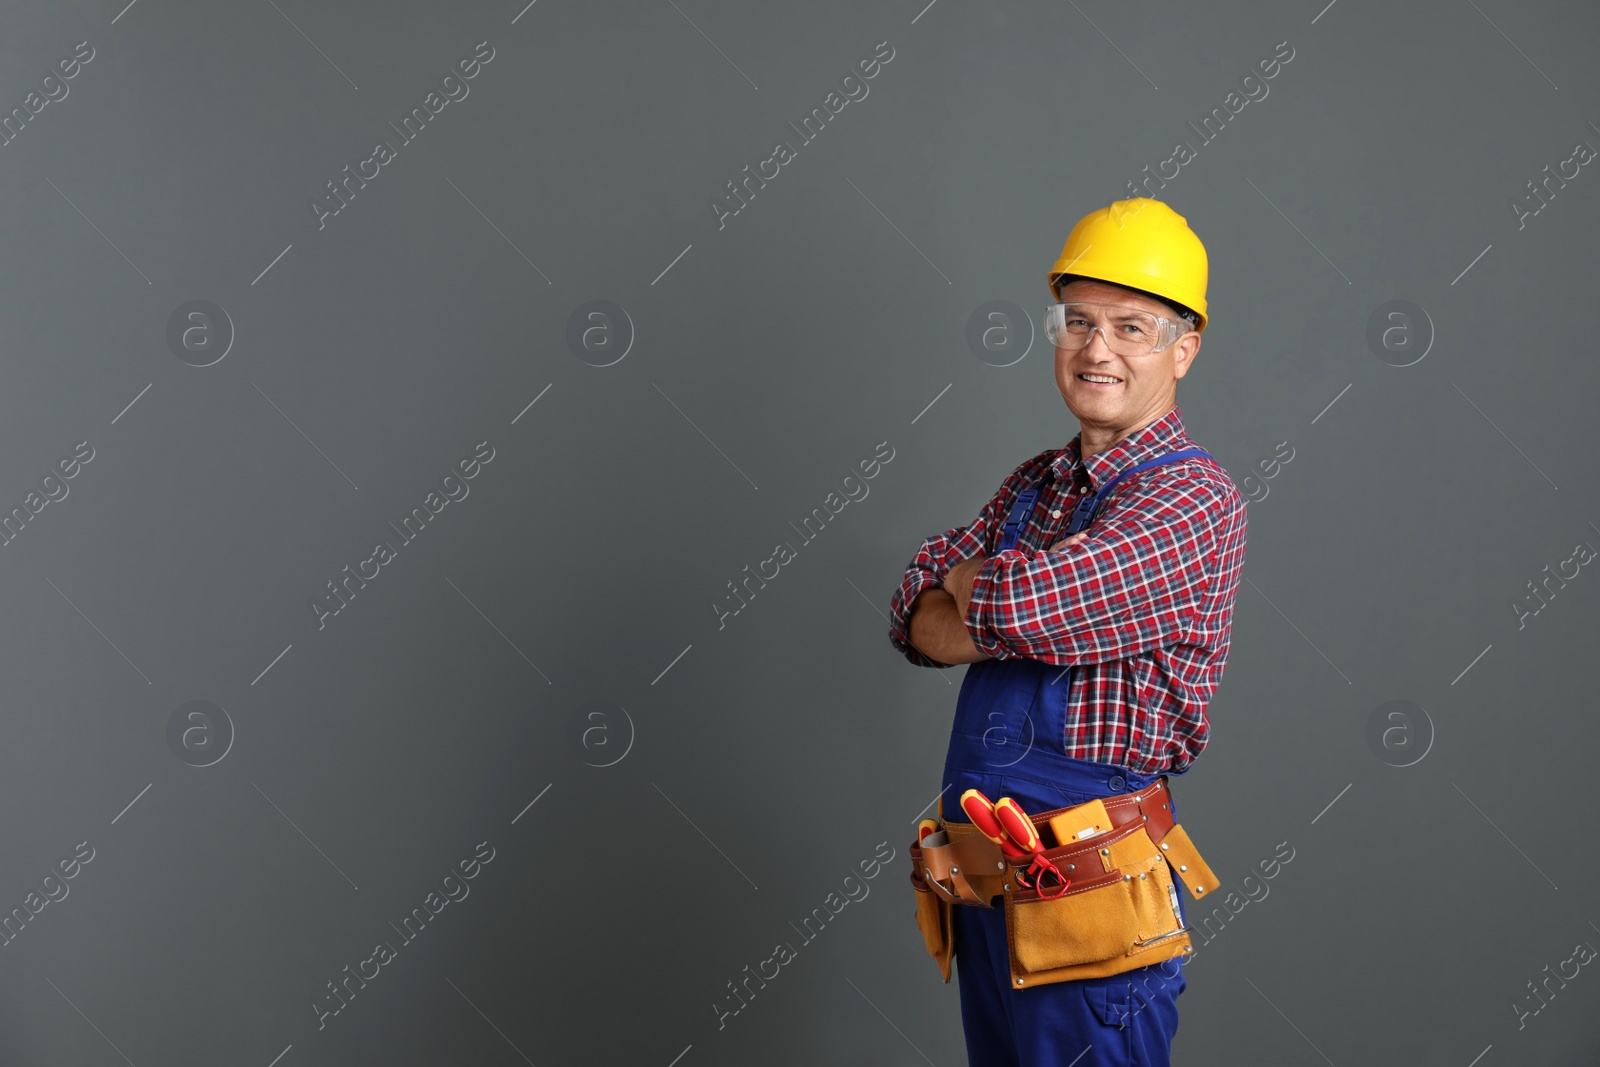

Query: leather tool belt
(907, 778), (1222, 987)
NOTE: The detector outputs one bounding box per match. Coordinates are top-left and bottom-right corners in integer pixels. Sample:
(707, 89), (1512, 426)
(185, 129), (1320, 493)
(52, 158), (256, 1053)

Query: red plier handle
(993, 797), (1072, 898)
(1022, 851), (1070, 899)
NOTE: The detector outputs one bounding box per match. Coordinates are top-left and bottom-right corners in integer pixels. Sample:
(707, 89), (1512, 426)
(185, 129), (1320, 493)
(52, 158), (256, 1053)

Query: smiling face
(1051, 278), (1202, 453)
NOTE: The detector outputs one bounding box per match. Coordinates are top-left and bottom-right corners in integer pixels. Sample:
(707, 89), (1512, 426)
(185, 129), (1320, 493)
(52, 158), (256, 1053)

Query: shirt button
(1050, 509), (1062, 519)
(1108, 774), (1126, 791)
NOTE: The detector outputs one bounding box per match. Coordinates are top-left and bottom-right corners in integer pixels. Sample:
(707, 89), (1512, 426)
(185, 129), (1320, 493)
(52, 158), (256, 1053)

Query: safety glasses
(1043, 301), (1191, 356)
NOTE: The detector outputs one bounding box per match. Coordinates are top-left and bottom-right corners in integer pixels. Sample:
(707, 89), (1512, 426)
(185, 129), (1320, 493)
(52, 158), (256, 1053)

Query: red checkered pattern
(887, 406), (1248, 774)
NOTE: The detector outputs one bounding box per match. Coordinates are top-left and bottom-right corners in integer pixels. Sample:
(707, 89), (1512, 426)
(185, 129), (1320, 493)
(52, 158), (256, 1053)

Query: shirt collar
(1052, 405), (1189, 490)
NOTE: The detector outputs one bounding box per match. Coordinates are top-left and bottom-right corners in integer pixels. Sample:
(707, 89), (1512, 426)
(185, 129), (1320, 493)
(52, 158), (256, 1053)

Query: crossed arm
(905, 587), (983, 666)
(905, 531), (1090, 666)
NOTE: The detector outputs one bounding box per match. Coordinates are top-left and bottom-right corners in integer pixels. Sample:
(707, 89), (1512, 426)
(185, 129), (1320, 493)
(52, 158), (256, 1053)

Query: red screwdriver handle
(993, 797), (1042, 854)
(959, 789), (1029, 859)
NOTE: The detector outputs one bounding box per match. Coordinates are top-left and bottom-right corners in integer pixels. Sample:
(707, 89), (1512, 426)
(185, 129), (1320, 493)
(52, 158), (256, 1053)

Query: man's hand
(1049, 530), (1091, 552)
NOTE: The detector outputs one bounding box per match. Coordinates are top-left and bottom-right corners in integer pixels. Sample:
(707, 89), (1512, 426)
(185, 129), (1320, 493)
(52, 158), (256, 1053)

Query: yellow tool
(1047, 798), (1112, 848)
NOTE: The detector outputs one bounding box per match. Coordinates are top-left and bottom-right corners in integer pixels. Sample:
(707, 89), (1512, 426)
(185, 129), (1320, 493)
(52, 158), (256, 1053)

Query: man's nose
(1081, 326), (1115, 356)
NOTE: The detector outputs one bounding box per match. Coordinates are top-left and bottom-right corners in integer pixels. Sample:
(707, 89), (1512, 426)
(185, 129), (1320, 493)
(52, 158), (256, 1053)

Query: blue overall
(941, 448), (1209, 1067)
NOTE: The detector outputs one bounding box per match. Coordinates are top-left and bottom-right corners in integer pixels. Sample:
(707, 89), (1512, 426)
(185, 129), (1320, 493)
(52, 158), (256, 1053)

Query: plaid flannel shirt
(886, 406), (1247, 774)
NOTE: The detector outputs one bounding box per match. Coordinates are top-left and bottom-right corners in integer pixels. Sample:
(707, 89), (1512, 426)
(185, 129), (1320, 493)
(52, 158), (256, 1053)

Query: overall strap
(998, 481), (1045, 553)
(997, 447), (1212, 552)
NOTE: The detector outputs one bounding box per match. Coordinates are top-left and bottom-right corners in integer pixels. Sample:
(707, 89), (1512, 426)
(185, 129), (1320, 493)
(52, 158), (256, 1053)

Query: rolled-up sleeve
(963, 474), (1233, 666)
(886, 532), (956, 668)
(886, 452), (1055, 668)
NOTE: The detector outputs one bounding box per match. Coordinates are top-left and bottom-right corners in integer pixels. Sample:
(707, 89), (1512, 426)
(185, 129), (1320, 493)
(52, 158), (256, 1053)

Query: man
(887, 197), (1248, 1065)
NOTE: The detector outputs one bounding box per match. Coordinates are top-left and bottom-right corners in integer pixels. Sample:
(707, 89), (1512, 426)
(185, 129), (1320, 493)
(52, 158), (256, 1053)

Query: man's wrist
(954, 553), (995, 617)
(960, 553), (1002, 657)
(944, 554), (988, 616)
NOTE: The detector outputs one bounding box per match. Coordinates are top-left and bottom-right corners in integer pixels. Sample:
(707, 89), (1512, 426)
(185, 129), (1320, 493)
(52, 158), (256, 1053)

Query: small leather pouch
(911, 825), (1008, 908)
(908, 800), (1006, 984)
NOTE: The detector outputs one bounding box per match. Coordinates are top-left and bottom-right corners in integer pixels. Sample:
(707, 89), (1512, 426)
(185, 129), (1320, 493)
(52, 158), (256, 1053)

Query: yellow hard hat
(1046, 197), (1210, 332)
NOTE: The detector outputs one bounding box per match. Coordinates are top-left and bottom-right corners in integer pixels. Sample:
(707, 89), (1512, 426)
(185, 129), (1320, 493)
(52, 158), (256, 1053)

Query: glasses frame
(1043, 301), (1193, 356)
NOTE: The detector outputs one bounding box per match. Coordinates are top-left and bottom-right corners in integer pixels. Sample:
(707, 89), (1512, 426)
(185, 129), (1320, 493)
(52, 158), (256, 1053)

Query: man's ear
(1172, 330), (1202, 380)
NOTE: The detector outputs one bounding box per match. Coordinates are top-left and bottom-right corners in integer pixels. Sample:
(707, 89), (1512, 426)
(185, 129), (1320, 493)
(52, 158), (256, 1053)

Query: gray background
(0, 0), (1596, 1064)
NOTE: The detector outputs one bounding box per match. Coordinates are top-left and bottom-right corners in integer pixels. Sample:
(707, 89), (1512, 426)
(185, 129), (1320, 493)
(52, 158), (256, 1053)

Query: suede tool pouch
(1003, 817), (1192, 988)
(911, 874), (955, 982)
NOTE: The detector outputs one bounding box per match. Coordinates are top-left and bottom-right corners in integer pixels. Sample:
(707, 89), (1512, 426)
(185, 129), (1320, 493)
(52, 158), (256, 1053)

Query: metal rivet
(1100, 848), (1109, 855)
(1003, 883), (1011, 892)
(1016, 978), (1025, 986)
(1142, 815), (1148, 822)
(951, 866), (959, 874)
(1067, 864), (1075, 870)
(997, 861), (1006, 870)
(1140, 872), (1147, 879)
(1179, 864), (1187, 872)
(1160, 843), (1169, 851)
(1123, 874), (1131, 881)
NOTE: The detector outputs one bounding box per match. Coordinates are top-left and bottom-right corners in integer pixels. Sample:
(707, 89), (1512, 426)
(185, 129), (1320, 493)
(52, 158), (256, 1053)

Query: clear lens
(1043, 302), (1185, 355)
